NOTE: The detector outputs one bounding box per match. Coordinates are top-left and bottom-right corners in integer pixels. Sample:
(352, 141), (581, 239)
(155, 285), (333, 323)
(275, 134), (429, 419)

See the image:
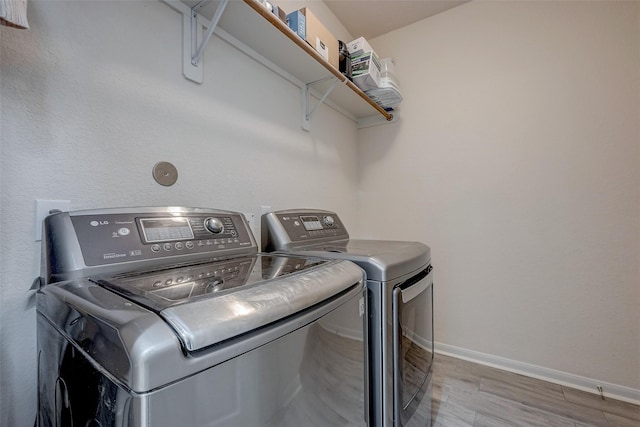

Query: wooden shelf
(176, 0), (393, 124)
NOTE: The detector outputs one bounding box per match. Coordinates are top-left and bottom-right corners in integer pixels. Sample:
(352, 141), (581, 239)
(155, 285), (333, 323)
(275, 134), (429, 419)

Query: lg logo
(90, 220), (109, 227)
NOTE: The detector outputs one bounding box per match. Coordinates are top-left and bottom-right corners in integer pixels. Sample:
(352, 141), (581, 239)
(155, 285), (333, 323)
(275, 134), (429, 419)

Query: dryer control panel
(262, 209), (349, 251)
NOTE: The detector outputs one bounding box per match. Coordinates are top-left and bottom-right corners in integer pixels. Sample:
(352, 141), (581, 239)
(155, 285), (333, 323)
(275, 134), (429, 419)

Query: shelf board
(182, 0), (393, 122)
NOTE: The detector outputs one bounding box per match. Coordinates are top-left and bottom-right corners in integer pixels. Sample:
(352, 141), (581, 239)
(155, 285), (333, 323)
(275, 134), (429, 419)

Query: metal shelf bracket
(181, 0), (229, 83)
(302, 77), (348, 131)
(192, 0), (228, 65)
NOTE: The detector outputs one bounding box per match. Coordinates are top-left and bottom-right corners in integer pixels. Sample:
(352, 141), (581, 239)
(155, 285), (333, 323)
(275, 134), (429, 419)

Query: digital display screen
(300, 215), (322, 231)
(140, 217), (194, 242)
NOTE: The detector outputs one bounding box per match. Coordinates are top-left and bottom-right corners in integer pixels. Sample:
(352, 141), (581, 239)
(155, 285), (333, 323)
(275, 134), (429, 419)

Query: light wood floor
(431, 354), (640, 427)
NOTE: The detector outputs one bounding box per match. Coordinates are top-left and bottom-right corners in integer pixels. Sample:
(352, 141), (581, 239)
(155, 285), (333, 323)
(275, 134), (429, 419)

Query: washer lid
(283, 239), (431, 282)
(96, 254), (364, 352)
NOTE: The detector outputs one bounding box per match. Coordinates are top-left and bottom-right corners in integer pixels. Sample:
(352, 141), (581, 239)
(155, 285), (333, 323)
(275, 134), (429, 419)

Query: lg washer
(37, 206), (369, 427)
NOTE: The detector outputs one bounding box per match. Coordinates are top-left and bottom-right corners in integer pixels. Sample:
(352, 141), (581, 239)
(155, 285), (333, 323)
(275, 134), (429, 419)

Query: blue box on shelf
(287, 9), (305, 40)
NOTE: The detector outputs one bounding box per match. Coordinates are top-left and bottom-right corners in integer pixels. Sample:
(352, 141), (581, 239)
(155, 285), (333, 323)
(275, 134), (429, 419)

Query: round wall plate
(152, 161), (178, 186)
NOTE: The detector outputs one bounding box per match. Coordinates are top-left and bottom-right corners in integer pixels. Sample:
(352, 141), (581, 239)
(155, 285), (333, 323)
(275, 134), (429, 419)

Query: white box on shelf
(351, 50), (382, 91)
(347, 36), (374, 56)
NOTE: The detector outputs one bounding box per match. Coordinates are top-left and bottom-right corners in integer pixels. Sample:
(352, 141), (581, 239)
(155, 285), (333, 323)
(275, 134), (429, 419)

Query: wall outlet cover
(243, 212), (257, 238)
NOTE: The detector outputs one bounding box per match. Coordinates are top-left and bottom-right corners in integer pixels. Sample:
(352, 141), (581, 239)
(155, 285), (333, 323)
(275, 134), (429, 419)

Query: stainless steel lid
(96, 254), (363, 351)
(278, 240), (430, 282)
(160, 257), (363, 351)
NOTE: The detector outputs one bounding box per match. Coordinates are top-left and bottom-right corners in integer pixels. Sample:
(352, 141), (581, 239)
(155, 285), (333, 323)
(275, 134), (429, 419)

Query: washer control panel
(68, 210), (253, 267)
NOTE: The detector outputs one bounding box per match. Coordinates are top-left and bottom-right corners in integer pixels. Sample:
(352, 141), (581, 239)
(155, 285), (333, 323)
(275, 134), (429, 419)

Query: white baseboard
(435, 342), (640, 406)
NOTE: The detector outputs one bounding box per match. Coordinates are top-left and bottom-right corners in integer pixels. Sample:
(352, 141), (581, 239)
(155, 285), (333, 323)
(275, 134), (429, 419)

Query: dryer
(262, 209), (433, 427)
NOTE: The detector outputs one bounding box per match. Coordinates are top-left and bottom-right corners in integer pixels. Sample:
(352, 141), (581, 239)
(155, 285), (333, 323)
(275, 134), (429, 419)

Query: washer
(37, 207), (368, 427)
(262, 209), (433, 427)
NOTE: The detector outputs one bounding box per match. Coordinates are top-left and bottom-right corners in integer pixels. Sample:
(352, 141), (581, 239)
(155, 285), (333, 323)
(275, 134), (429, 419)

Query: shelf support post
(301, 77), (348, 131)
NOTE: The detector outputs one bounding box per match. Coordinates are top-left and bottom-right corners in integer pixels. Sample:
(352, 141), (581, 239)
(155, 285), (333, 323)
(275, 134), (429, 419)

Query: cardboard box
(287, 7), (339, 69)
(351, 51), (382, 91)
(347, 36), (374, 56)
(272, 5), (288, 25)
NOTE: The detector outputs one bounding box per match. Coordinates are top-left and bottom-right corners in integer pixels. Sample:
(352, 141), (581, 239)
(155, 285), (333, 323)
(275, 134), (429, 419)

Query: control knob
(205, 278), (225, 293)
(204, 217), (224, 234)
(323, 215), (335, 226)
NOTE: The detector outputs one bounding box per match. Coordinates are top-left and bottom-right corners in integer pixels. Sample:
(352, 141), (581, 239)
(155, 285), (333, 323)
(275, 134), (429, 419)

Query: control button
(230, 230), (238, 237)
(175, 242), (184, 250)
(152, 281), (162, 288)
(118, 227), (131, 236)
(176, 277), (184, 283)
(163, 243), (172, 251)
(166, 279), (173, 286)
(185, 241), (194, 249)
(323, 216), (335, 226)
(204, 217), (224, 234)
(151, 244), (161, 252)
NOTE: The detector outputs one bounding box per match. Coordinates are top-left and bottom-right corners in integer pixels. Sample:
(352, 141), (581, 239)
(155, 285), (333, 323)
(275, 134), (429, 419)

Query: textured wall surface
(359, 0), (640, 393)
(0, 1), (358, 425)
